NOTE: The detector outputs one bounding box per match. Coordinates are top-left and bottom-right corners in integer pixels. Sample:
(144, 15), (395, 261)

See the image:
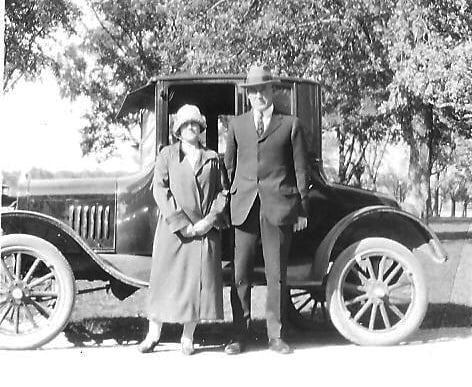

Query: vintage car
(0, 74), (447, 350)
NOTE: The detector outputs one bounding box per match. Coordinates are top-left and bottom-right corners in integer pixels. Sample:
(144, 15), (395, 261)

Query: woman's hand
(180, 224), (196, 238)
(193, 218), (213, 236)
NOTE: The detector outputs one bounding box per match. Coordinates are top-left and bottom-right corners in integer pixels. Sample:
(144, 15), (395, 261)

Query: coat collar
(169, 141), (217, 173)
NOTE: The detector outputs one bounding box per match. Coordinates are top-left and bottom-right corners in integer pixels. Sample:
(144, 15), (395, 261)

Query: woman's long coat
(147, 142), (228, 323)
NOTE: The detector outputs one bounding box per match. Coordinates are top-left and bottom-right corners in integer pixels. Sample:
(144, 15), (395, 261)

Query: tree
(385, 0), (472, 217)
(4, 0), (79, 91)
(56, 0), (397, 175)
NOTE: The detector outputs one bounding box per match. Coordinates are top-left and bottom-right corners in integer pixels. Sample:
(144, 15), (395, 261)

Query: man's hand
(193, 218), (213, 236)
(293, 216), (308, 232)
(180, 224), (196, 238)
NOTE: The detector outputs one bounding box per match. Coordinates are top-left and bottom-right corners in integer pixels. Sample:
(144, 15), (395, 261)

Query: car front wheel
(326, 237), (427, 346)
(0, 234), (76, 349)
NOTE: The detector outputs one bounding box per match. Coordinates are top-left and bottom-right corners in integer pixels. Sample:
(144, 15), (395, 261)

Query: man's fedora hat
(240, 63), (281, 88)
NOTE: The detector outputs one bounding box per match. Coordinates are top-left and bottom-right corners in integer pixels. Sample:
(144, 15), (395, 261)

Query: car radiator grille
(68, 204), (111, 240)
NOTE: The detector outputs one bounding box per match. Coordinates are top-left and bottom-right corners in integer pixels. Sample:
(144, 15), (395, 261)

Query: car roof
(116, 74), (319, 119)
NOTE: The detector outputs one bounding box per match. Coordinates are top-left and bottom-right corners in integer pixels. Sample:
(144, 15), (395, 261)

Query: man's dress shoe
(268, 338), (292, 354)
(224, 340), (245, 355)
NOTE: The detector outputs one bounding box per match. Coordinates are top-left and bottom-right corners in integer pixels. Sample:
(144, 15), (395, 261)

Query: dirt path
(1, 326), (470, 387)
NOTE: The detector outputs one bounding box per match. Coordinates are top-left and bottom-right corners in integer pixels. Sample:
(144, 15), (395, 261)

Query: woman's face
(179, 121), (201, 145)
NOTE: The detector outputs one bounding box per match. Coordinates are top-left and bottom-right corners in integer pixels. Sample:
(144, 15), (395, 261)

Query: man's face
(246, 84), (274, 112)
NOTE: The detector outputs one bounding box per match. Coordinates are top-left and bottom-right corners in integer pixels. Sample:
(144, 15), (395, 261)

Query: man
(224, 64), (310, 355)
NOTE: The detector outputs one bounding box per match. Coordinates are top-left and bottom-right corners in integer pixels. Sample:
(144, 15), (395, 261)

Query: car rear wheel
(326, 237), (427, 346)
(0, 234), (76, 349)
(287, 286), (328, 329)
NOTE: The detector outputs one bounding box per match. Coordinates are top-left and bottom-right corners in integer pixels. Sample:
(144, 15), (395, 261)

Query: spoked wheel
(326, 237), (427, 346)
(287, 287), (328, 330)
(0, 234), (76, 349)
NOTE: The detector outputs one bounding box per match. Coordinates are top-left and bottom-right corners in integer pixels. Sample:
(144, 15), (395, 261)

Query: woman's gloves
(179, 218), (213, 238)
(192, 218), (213, 236)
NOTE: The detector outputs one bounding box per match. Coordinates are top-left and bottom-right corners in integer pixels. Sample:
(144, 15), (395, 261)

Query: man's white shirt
(252, 104), (274, 134)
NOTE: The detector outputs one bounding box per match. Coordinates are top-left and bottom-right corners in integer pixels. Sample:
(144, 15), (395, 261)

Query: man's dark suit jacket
(224, 110), (310, 226)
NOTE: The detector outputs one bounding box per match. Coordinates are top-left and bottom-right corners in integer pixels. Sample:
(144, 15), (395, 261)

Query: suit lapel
(259, 114), (282, 142)
(240, 112), (258, 142)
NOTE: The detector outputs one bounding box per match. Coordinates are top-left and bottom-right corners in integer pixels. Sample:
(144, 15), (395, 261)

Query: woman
(138, 104), (229, 355)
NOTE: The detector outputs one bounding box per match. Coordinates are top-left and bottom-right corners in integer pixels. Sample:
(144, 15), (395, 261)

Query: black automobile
(0, 74), (447, 349)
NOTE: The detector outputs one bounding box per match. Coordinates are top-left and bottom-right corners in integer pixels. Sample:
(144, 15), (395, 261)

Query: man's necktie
(256, 112), (264, 138)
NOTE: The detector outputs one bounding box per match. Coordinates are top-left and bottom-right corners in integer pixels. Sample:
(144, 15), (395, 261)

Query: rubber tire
(0, 234), (76, 349)
(326, 237), (427, 346)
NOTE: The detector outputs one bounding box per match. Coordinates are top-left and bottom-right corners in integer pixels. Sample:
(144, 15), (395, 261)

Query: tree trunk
(462, 200), (469, 218)
(403, 102), (432, 219)
(432, 172), (440, 217)
(451, 198), (456, 217)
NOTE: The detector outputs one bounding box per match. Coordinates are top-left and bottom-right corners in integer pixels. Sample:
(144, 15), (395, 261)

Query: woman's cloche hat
(239, 63), (281, 88)
(172, 104), (207, 137)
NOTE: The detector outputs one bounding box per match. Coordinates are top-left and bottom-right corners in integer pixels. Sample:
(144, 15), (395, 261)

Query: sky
(1, 2), (138, 176)
(1, 71), (86, 172)
(0, 71), (139, 174)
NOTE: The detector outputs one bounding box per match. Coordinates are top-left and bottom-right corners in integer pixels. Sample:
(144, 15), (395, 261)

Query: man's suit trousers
(230, 196), (292, 339)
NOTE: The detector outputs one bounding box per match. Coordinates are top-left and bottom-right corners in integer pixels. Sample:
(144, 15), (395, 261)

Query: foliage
(5, 0), (472, 211)
(382, 0), (472, 216)
(4, 0), (79, 91)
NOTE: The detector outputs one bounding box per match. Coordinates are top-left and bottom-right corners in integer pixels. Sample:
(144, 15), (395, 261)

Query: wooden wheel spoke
(344, 293), (369, 306)
(343, 282), (364, 295)
(379, 303), (392, 328)
(369, 303), (378, 330)
(296, 296), (312, 312)
(15, 253), (22, 281)
(387, 303), (405, 319)
(291, 290), (310, 298)
(389, 281), (411, 292)
(0, 303), (13, 325)
(23, 258), (41, 284)
(384, 262), (403, 285)
(29, 299), (52, 319)
(13, 305), (20, 334)
(377, 256), (387, 281)
(0, 257), (14, 284)
(28, 272), (55, 289)
(352, 264), (368, 284)
(310, 301), (318, 319)
(29, 291), (58, 299)
(388, 294), (411, 304)
(353, 299), (373, 322)
(23, 304), (38, 328)
(365, 258), (376, 280)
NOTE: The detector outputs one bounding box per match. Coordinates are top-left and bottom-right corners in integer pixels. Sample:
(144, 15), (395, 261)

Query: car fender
(311, 205), (447, 282)
(1, 210), (145, 287)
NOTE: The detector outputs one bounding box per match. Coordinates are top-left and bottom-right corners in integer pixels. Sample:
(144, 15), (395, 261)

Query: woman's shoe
(138, 338), (159, 353)
(181, 339), (195, 356)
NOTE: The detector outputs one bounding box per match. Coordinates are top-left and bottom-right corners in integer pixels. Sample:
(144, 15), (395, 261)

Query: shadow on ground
(63, 303), (472, 348)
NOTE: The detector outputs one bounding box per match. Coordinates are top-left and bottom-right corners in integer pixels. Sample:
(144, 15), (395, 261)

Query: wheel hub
(10, 286), (25, 304)
(7, 281), (28, 305)
(365, 280), (389, 301)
